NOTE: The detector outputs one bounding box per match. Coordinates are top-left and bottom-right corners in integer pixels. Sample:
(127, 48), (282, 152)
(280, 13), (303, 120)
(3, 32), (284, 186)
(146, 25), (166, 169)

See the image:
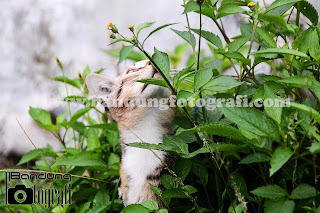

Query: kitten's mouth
(152, 70), (161, 78)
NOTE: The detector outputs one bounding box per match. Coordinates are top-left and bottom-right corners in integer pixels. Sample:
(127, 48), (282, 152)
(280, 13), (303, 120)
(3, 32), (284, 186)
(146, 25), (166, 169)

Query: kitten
(86, 60), (175, 207)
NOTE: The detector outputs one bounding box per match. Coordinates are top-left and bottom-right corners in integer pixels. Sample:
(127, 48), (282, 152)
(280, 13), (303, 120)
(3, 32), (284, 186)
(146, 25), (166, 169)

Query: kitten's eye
(127, 69), (136, 74)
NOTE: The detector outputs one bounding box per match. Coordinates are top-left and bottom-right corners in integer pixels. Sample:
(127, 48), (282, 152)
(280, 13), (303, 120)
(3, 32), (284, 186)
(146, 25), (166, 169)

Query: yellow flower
(248, 2), (255, 7)
(129, 25), (134, 32)
(107, 22), (114, 29)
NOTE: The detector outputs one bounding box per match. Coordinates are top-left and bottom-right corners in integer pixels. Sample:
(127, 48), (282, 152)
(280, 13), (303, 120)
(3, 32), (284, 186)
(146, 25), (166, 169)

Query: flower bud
(107, 22), (118, 33)
(196, 0), (204, 5)
(248, 2), (255, 7)
(129, 25), (134, 32)
(109, 33), (116, 39)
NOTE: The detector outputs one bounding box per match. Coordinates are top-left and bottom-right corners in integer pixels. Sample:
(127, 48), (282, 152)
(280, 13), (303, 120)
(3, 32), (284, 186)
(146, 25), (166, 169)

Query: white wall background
(0, 0), (319, 156)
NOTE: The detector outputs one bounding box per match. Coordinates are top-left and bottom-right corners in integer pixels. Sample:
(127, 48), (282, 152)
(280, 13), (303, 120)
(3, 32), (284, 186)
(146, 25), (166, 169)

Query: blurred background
(1, 0), (319, 167)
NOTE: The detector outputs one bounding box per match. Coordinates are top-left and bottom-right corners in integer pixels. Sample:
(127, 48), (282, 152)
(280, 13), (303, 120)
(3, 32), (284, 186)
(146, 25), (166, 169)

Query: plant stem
(183, 0), (198, 64)
(296, 2), (301, 26)
(57, 58), (76, 144)
(197, 4), (208, 123)
(197, 4), (202, 71)
(211, 17), (230, 44)
(109, 179), (120, 213)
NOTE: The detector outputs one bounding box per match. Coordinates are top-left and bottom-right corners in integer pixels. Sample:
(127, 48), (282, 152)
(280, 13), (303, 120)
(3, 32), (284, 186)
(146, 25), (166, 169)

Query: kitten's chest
(121, 146), (166, 182)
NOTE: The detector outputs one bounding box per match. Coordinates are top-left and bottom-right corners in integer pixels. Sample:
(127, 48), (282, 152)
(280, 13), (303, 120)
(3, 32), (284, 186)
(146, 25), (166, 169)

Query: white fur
(121, 108), (166, 204)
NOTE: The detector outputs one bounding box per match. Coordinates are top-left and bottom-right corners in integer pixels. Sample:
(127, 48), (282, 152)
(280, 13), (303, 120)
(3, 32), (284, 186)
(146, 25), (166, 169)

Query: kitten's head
(86, 60), (172, 126)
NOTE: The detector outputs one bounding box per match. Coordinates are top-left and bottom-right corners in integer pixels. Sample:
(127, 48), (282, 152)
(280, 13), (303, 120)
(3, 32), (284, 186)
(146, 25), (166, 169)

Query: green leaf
(140, 200), (159, 211)
(266, 0), (301, 13)
(264, 84), (282, 124)
(182, 0), (200, 14)
(241, 23), (261, 45)
(136, 78), (169, 88)
(152, 48), (170, 78)
(296, 1), (319, 25)
(183, 123), (248, 142)
(310, 143), (320, 153)
(118, 45), (135, 65)
(70, 107), (92, 125)
(270, 147), (293, 176)
(91, 187), (110, 212)
(143, 23), (178, 44)
(204, 75), (244, 93)
(173, 63), (194, 87)
(309, 29), (320, 63)
(128, 135), (188, 156)
(239, 153), (271, 164)
(251, 185), (288, 198)
(217, 5), (245, 18)
(174, 158), (192, 181)
(171, 29), (196, 49)
(174, 43), (189, 57)
(228, 37), (249, 52)
(18, 146), (58, 165)
(86, 128), (100, 150)
(162, 188), (188, 198)
(292, 28), (312, 50)
(191, 28), (223, 49)
(264, 199), (295, 213)
(87, 123), (118, 131)
(277, 76), (316, 88)
(136, 22), (155, 36)
(52, 152), (108, 171)
(39, 124), (59, 133)
(163, 135), (188, 155)
(161, 174), (178, 189)
(192, 95), (222, 123)
(261, 13), (289, 29)
(312, 81), (320, 101)
(220, 0), (247, 6)
(195, 7), (216, 19)
(289, 102), (320, 124)
(177, 90), (193, 101)
(216, 50), (251, 65)
(82, 65), (90, 78)
(221, 106), (281, 142)
(194, 68), (213, 90)
(56, 112), (65, 124)
(29, 107), (52, 125)
(183, 185), (198, 194)
(76, 202), (91, 213)
(52, 76), (82, 89)
(182, 147), (211, 158)
(251, 48), (309, 59)
(193, 162), (208, 186)
(256, 27), (277, 48)
(149, 183), (162, 197)
(121, 204), (150, 213)
(104, 49), (147, 61)
(290, 184), (317, 199)
(108, 153), (120, 168)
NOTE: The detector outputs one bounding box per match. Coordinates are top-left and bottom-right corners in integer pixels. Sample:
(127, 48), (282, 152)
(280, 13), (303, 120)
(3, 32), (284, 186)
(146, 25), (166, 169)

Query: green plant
(1, 0), (320, 212)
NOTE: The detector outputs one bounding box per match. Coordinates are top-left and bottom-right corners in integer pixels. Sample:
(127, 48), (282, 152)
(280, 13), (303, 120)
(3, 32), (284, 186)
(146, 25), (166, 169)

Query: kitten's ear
(86, 73), (115, 99)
